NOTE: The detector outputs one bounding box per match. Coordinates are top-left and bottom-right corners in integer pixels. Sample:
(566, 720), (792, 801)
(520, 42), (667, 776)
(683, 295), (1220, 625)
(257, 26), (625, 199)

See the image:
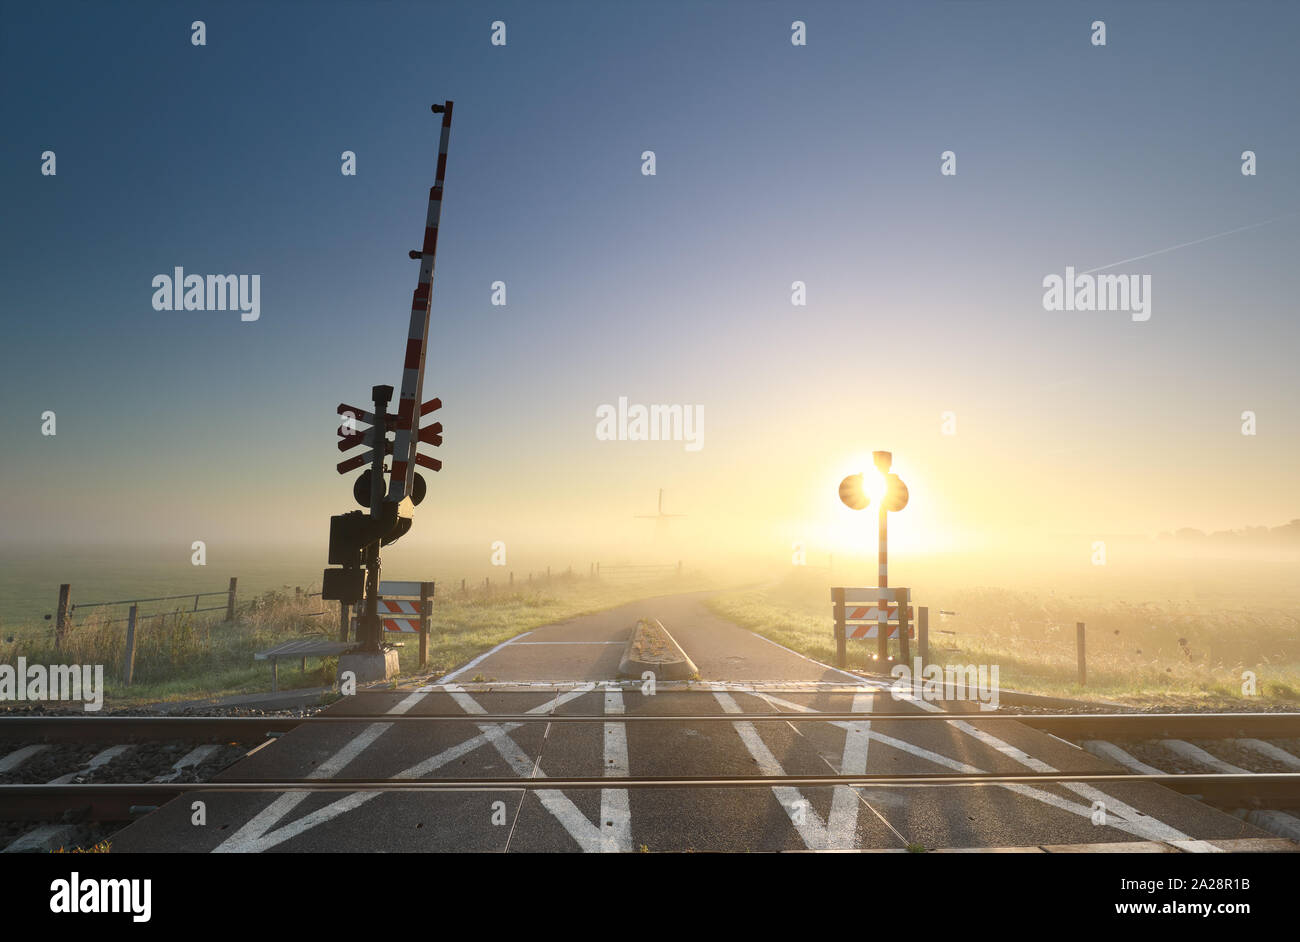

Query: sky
(2, 1), (1298, 578)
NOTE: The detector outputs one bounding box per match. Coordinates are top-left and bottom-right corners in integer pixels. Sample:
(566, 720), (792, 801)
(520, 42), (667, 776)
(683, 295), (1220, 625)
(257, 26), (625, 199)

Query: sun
(864, 471), (887, 507)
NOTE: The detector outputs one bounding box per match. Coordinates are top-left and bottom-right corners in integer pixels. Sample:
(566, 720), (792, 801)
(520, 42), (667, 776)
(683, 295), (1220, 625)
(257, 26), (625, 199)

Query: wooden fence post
(123, 604), (139, 685)
(1077, 622), (1087, 686)
(226, 577), (238, 621)
(55, 583), (72, 651)
(832, 587), (847, 669)
(918, 607), (929, 665)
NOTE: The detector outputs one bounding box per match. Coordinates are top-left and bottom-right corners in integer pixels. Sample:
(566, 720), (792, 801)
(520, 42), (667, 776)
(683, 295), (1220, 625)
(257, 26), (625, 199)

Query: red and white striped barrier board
(832, 586), (915, 643)
(378, 598), (421, 632)
(846, 622), (916, 640)
(352, 615), (419, 634)
(370, 580), (435, 632)
(351, 598), (421, 633)
(845, 605), (914, 622)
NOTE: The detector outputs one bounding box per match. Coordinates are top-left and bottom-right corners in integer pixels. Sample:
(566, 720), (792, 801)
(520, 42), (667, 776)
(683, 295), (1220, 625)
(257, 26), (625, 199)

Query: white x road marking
(448, 683), (632, 852)
(826, 691), (874, 848)
(714, 691), (833, 849)
(601, 686), (632, 852)
(752, 690), (1217, 851)
(214, 686), (597, 853)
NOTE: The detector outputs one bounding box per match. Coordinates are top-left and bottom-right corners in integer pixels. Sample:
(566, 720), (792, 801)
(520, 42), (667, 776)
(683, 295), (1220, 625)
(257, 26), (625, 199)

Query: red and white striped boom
(388, 101), (453, 504)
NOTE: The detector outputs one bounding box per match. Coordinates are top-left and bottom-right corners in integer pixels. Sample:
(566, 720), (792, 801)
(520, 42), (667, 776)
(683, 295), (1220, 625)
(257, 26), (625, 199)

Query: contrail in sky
(1080, 214), (1295, 275)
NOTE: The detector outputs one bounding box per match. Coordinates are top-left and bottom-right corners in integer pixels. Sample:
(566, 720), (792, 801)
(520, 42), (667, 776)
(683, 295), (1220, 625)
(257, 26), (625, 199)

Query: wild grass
(0, 572), (713, 708)
(706, 568), (1300, 709)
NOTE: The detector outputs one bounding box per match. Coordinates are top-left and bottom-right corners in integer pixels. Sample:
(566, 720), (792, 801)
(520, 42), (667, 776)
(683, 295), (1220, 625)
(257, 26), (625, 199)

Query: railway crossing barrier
(832, 587), (920, 668)
(347, 580), (434, 669)
(321, 101), (454, 676)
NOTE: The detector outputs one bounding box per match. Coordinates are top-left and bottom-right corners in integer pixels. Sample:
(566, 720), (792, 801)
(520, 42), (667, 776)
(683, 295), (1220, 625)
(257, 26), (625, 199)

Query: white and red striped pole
(873, 451), (892, 664)
(877, 504), (889, 662)
(389, 100), (453, 504)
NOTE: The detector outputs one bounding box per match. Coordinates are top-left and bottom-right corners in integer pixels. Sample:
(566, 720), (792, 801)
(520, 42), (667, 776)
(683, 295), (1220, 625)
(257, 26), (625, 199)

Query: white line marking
(450, 688), (603, 852)
(827, 691), (873, 849)
(750, 690), (907, 846)
(411, 680), (879, 692)
(215, 692), (429, 852)
(601, 685), (632, 853)
(435, 631), (533, 683)
(756, 693), (1207, 848)
(714, 691), (831, 849)
(902, 698), (1205, 847)
(215, 688), (587, 853)
(214, 723), (393, 852)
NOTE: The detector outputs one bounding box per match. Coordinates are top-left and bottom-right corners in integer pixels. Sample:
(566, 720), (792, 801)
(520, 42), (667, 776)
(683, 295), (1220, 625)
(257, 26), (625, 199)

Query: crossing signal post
(319, 101), (453, 668)
(325, 385), (444, 652)
(838, 451), (910, 664)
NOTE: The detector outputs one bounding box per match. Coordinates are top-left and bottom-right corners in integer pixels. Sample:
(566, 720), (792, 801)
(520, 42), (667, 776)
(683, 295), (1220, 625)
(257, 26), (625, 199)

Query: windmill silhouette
(635, 488), (685, 541)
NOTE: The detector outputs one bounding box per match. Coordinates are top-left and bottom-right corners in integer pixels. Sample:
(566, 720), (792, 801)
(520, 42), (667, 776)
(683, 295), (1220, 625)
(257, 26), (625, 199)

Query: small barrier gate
(350, 580), (434, 668)
(832, 586), (914, 668)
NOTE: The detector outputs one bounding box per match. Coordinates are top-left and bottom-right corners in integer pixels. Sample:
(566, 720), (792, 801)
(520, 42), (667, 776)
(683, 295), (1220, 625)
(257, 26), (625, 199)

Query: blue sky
(2, 1), (1298, 570)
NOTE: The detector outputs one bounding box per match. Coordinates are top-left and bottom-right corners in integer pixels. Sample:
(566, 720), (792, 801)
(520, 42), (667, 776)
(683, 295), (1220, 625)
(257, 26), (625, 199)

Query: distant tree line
(1157, 519), (1300, 545)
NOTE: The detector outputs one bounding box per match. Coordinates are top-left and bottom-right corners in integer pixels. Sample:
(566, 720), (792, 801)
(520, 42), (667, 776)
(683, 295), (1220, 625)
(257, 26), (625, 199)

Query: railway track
(3, 708), (1299, 849)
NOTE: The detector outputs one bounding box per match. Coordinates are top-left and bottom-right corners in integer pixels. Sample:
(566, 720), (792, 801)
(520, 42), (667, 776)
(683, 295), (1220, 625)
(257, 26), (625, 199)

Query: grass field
(0, 572), (713, 709)
(707, 567), (1300, 709)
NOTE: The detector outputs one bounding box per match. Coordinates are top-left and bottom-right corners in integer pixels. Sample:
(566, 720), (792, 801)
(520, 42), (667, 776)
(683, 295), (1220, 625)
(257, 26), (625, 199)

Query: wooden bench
(255, 638), (357, 691)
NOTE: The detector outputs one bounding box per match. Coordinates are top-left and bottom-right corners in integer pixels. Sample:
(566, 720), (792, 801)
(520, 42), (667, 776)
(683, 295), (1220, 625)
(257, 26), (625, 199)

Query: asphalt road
(112, 591), (1271, 852)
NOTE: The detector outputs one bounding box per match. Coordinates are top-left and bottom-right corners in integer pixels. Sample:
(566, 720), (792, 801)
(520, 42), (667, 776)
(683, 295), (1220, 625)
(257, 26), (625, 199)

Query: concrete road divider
(618, 618), (698, 681)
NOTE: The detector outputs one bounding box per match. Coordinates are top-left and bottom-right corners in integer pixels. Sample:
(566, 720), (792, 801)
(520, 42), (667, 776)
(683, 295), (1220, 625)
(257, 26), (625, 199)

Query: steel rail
(0, 769), (1294, 795)
(3, 712), (1299, 742)
(0, 717), (305, 742)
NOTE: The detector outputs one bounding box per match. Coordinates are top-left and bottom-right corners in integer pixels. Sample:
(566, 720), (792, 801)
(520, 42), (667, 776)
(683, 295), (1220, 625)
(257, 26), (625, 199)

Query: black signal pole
(359, 384), (393, 653)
